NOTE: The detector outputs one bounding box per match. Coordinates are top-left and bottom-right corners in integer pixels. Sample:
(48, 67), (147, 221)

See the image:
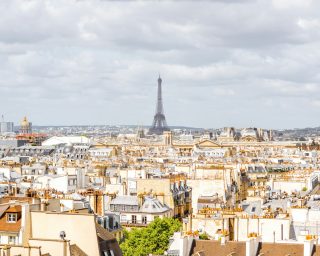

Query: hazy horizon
(19, 123), (320, 131)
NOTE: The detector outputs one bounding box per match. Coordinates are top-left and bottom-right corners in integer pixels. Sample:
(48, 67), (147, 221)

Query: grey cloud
(0, 0), (320, 128)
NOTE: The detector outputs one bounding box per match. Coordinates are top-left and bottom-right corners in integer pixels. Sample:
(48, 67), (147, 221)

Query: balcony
(121, 222), (148, 228)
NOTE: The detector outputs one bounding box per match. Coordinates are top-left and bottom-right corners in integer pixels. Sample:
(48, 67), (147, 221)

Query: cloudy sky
(1, 0), (320, 129)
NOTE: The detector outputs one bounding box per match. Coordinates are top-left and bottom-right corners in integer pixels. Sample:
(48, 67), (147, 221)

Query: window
(142, 216), (147, 224)
(7, 213), (17, 223)
(103, 250), (115, 256)
(131, 215), (137, 224)
(8, 236), (16, 244)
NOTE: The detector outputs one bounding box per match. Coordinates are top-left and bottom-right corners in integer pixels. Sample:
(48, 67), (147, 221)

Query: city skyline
(1, 0), (320, 129)
(1, 2), (320, 255)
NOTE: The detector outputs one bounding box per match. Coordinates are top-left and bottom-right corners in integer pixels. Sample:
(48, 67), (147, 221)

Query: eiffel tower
(148, 75), (170, 135)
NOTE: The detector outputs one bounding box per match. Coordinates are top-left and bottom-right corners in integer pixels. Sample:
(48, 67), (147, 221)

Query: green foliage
(302, 187), (307, 191)
(199, 232), (209, 240)
(120, 217), (182, 256)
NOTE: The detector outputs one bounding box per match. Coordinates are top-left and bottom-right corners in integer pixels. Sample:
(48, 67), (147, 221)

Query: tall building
(0, 121), (14, 134)
(0, 115), (14, 134)
(148, 76), (170, 135)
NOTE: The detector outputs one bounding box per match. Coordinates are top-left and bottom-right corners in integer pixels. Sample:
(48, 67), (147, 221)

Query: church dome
(21, 116), (29, 127)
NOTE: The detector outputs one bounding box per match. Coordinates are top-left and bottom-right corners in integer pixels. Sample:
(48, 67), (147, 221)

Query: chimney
(304, 238), (316, 256)
(297, 198), (306, 207)
(188, 210), (193, 233)
(97, 194), (104, 216)
(246, 236), (261, 256)
(40, 201), (47, 212)
(88, 194), (96, 213)
(60, 203), (64, 212)
(221, 235), (226, 245)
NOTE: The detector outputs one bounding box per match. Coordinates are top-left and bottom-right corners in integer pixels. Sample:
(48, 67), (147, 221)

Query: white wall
(30, 212), (100, 256)
(269, 180), (307, 193)
(235, 217), (290, 242)
(291, 208), (309, 223)
(187, 179), (225, 213)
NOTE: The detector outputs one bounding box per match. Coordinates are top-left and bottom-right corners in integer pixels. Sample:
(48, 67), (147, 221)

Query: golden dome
(21, 116), (29, 127)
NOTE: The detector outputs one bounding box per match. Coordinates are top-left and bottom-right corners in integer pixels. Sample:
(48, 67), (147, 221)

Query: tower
(0, 115), (14, 134)
(148, 76), (170, 135)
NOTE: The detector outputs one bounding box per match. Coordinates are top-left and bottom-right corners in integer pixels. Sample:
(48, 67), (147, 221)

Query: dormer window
(7, 213), (17, 223)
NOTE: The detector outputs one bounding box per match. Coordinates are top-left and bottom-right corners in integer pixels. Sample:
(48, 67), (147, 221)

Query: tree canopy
(120, 217), (182, 256)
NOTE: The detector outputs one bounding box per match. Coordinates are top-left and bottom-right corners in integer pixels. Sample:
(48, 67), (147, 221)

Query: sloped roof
(191, 240), (246, 256)
(70, 244), (88, 256)
(110, 196), (138, 206)
(197, 196), (223, 205)
(0, 206), (22, 233)
(140, 197), (170, 213)
(258, 242), (303, 255)
(196, 140), (221, 148)
(42, 136), (91, 146)
(96, 224), (115, 241)
(6, 205), (22, 213)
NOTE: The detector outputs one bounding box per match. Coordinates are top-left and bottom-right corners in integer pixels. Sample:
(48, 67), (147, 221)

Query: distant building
(19, 116), (32, 134)
(0, 121), (14, 134)
(15, 134), (47, 146)
(136, 175), (192, 218)
(217, 127), (236, 142)
(42, 136), (91, 146)
(109, 195), (172, 228)
(0, 139), (28, 147)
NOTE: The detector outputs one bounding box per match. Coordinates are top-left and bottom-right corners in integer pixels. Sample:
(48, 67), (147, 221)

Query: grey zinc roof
(110, 195), (139, 206)
(241, 200), (262, 216)
(140, 197), (170, 213)
(263, 199), (290, 212)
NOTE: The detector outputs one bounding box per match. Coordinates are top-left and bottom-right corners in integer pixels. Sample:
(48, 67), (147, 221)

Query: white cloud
(297, 18), (320, 29)
(272, 0), (313, 9)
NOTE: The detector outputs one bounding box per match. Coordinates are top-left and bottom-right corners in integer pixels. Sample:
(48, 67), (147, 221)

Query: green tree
(120, 217), (181, 256)
(199, 232), (209, 240)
